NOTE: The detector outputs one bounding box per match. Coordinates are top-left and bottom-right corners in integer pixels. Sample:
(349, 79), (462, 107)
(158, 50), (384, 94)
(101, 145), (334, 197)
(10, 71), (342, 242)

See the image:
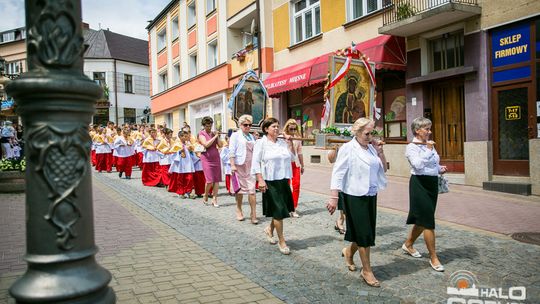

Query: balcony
(379, 0), (481, 37)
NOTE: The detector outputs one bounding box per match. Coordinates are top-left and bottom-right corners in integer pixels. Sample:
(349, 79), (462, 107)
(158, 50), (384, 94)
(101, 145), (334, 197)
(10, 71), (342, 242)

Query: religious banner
(330, 56), (375, 125)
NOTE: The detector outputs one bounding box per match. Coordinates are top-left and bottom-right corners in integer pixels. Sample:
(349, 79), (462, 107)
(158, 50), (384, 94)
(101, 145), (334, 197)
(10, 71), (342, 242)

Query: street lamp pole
(6, 1), (115, 303)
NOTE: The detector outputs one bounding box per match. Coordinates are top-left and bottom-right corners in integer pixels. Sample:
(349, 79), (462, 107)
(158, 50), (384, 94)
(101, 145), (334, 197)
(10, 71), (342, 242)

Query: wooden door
(492, 83), (532, 176)
(431, 80), (465, 172)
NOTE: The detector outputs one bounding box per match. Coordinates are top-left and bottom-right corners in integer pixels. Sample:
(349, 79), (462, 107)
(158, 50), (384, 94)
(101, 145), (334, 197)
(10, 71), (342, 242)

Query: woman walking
(401, 117), (447, 272)
(282, 119), (304, 218)
(229, 115), (258, 224)
(198, 116), (222, 207)
(252, 118), (295, 255)
(141, 128), (163, 186)
(326, 118), (387, 287)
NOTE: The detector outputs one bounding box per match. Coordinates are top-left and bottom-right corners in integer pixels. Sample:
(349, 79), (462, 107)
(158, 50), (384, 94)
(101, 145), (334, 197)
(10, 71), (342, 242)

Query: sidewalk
(303, 165), (540, 235)
(0, 180), (282, 304)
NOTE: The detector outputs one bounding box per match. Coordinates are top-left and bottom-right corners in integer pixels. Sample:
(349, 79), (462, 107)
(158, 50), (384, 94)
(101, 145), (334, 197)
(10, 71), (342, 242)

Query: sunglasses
(363, 130), (377, 137)
(289, 127), (297, 131)
(242, 123), (252, 127)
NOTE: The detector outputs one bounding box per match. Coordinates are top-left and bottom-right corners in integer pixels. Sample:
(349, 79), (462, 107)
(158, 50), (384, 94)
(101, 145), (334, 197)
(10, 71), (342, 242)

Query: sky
(0, 0), (171, 40)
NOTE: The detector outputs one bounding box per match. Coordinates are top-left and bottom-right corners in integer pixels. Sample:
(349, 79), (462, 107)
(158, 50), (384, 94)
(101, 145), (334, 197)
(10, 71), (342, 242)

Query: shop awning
(264, 35), (406, 97)
(354, 35), (406, 71)
(264, 53), (331, 97)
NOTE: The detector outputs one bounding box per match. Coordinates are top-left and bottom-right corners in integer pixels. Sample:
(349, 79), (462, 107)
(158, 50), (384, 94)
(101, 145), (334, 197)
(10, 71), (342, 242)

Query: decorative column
(7, 1), (115, 303)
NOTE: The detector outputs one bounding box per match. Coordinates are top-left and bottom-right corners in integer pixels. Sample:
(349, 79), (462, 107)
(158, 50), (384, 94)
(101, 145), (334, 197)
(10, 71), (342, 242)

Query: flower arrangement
(321, 126), (352, 137)
(0, 157), (26, 172)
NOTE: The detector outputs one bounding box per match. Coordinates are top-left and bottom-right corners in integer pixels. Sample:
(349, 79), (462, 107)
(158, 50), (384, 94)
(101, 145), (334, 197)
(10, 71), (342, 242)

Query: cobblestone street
(2, 168), (540, 303)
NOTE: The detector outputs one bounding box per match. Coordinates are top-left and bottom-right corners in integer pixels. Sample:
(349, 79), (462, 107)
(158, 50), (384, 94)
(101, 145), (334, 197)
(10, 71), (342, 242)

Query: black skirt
(337, 191), (344, 211)
(262, 179), (294, 220)
(406, 175), (438, 229)
(343, 193), (377, 247)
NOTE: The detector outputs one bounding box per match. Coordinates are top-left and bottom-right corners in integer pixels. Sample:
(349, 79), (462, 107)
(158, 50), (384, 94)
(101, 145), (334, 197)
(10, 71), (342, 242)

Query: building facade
(0, 27), (26, 120)
(379, 0), (540, 195)
(83, 27), (151, 126)
(267, 0), (407, 165)
(147, 0), (274, 135)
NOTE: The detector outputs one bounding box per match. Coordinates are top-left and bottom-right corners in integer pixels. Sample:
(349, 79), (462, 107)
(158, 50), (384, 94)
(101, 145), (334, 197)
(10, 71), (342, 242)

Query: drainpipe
(256, 0), (262, 76)
(114, 58), (119, 124)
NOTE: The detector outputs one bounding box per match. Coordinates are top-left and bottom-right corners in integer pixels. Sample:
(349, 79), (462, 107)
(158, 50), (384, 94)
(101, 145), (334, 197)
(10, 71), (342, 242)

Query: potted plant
(396, 2), (415, 20)
(0, 157), (26, 193)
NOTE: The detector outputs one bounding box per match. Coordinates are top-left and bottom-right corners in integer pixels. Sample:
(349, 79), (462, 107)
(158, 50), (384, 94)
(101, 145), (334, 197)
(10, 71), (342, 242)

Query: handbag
(438, 174), (449, 194)
(231, 172), (241, 193)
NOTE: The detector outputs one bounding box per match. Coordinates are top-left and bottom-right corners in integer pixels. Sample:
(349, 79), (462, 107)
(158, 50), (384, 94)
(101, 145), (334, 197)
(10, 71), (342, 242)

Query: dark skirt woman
(406, 175), (438, 229)
(262, 179), (294, 220)
(343, 193), (377, 247)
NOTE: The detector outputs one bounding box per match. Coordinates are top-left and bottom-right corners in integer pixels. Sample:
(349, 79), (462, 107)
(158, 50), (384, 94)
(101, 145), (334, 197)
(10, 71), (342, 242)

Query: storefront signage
(492, 23), (530, 68)
(505, 106), (521, 120)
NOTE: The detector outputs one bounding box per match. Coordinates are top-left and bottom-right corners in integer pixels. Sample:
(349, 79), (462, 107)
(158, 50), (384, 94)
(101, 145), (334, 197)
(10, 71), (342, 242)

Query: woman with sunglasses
(198, 116), (223, 207)
(326, 117), (387, 287)
(282, 119), (304, 218)
(229, 115), (258, 224)
(252, 118), (295, 255)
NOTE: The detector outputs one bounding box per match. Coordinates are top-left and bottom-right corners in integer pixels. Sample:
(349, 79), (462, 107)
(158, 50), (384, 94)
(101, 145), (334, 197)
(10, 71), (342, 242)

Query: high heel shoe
(341, 248), (356, 271)
(211, 199), (219, 208)
(360, 271), (380, 288)
(334, 222), (345, 234)
(263, 227), (276, 244)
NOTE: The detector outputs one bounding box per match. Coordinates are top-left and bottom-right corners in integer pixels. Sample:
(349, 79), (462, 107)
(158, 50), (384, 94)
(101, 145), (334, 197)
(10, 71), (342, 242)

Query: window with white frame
(189, 53), (198, 78)
(188, 1), (197, 28)
(347, 0), (386, 21)
(207, 40), (218, 69)
(158, 72), (168, 92)
(171, 16), (179, 40)
(2, 31), (15, 43)
(292, 0), (321, 44)
(172, 63), (180, 85)
(157, 29), (166, 52)
(242, 32), (258, 48)
(206, 0), (216, 14)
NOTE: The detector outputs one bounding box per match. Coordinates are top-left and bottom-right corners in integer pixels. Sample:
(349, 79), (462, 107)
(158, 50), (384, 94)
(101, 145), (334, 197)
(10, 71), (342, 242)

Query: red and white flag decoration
(327, 56), (351, 90)
(321, 97), (331, 129)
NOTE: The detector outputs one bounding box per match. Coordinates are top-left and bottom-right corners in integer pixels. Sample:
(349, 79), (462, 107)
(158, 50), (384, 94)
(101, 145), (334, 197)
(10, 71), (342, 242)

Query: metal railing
(382, 0), (479, 26)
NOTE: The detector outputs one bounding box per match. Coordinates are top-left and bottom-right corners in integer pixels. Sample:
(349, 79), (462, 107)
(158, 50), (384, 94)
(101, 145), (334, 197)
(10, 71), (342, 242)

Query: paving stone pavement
(0, 179), (282, 304)
(89, 170), (540, 304)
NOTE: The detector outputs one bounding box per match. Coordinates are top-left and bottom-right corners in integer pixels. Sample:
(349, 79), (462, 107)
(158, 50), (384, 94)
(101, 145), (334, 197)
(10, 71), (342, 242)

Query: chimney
(82, 22), (89, 30)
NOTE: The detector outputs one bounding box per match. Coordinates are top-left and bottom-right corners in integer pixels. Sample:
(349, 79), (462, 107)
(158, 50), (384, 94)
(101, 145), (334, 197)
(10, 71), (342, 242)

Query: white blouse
(405, 138), (441, 176)
(330, 139), (387, 196)
(251, 136), (292, 181)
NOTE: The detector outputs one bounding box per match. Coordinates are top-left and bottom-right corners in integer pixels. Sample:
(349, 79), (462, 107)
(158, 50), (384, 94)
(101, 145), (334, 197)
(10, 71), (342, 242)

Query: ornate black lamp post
(6, 1), (115, 303)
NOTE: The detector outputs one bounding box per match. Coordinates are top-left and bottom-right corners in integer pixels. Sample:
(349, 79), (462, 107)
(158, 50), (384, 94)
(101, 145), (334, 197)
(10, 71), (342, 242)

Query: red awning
(354, 35), (406, 71)
(264, 53), (331, 97)
(264, 35), (406, 96)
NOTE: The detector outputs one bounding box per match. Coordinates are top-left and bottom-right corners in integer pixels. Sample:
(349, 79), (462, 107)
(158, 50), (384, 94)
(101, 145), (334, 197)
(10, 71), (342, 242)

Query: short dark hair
(261, 117), (279, 135)
(201, 116), (213, 126)
(179, 130), (190, 137)
(163, 128), (173, 135)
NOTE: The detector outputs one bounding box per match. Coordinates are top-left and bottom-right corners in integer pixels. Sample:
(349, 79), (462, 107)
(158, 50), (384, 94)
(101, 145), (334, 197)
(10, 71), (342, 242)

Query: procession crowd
(90, 115), (447, 288)
(0, 120), (23, 160)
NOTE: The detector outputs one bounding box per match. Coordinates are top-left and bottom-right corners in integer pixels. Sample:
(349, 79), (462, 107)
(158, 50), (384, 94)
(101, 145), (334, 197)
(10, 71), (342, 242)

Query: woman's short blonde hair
(282, 118), (300, 136)
(238, 114), (253, 125)
(351, 117), (374, 135)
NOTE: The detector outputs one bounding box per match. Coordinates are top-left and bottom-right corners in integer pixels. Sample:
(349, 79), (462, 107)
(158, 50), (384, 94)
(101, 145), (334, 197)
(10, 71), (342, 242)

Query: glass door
(492, 84), (532, 175)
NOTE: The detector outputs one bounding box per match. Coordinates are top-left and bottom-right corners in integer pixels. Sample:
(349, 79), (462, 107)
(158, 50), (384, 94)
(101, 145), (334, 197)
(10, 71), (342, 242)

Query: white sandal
(402, 243), (422, 258)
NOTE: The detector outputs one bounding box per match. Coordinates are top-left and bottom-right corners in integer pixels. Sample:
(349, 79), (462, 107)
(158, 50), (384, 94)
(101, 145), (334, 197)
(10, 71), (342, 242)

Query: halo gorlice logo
(447, 270), (527, 304)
